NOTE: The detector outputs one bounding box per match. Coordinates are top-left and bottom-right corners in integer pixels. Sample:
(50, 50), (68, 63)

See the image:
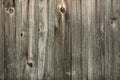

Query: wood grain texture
(4, 0), (16, 79)
(0, 0), (120, 80)
(0, 0), (4, 80)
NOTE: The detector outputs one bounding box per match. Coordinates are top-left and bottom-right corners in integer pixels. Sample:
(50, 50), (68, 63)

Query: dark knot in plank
(9, 8), (14, 13)
(59, 3), (66, 14)
(27, 59), (34, 68)
(5, 7), (15, 14)
(60, 7), (66, 13)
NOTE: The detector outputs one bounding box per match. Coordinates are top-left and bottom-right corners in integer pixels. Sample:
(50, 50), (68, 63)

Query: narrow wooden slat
(0, 0), (4, 79)
(21, 0), (30, 79)
(64, 0), (72, 79)
(81, 0), (96, 80)
(71, 0), (82, 80)
(87, 0), (96, 80)
(4, 0), (16, 79)
(37, 0), (48, 79)
(111, 0), (120, 80)
(93, 0), (105, 80)
(24, 0), (38, 79)
(81, 0), (89, 80)
(14, 0), (23, 79)
(46, 0), (55, 79)
(54, 0), (72, 80)
(104, 0), (113, 80)
(54, 0), (66, 79)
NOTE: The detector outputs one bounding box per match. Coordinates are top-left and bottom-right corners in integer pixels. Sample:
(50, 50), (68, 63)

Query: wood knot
(5, 7), (15, 14)
(9, 8), (14, 13)
(27, 59), (34, 68)
(60, 7), (66, 13)
(59, 3), (66, 14)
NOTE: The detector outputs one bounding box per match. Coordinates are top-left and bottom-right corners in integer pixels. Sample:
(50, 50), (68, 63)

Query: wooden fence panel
(0, 0), (120, 80)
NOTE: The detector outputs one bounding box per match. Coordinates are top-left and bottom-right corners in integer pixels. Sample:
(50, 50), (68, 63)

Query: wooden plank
(71, 0), (82, 80)
(93, 0), (105, 80)
(20, 0), (30, 80)
(82, 0), (96, 80)
(81, 0), (89, 80)
(104, 0), (113, 80)
(0, 0), (4, 79)
(54, 0), (66, 79)
(37, 0), (48, 80)
(24, 0), (38, 80)
(14, 0), (23, 80)
(45, 0), (55, 80)
(4, 0), (16, 79)
(53, 0), (71, 80)
(87, 0), (96, 80)
(110, 0), (120, 80)
(64, 0), (72, 79)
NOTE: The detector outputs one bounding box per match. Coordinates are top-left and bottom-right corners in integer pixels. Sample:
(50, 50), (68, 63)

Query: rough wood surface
(0, 0), (120, 80)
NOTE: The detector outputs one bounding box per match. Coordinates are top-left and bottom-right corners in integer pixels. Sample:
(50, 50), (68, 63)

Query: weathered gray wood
(81, 0), (96, 80)
(26, 0), (38, 80)
(54, 0), (71, 80)
(112, 1), (120, 80)
(0, 0), (4, 80)
(105, 0), (120, 80)
(1, 0), (120, 80)
(104, 0), (114, 80)
(21, 0), (30, 80)
(37, 0), (48, 80)
(93, 0), (105, 80)
(4, 0), (16, 80)
(81, 0), (89, 80)
(15, 0), (23, 80)
(45, 0), (55, 80)
(71, 0), (82, 80)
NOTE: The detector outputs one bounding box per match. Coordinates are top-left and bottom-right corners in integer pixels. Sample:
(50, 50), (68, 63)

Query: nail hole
(21, 32), (24, 37)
